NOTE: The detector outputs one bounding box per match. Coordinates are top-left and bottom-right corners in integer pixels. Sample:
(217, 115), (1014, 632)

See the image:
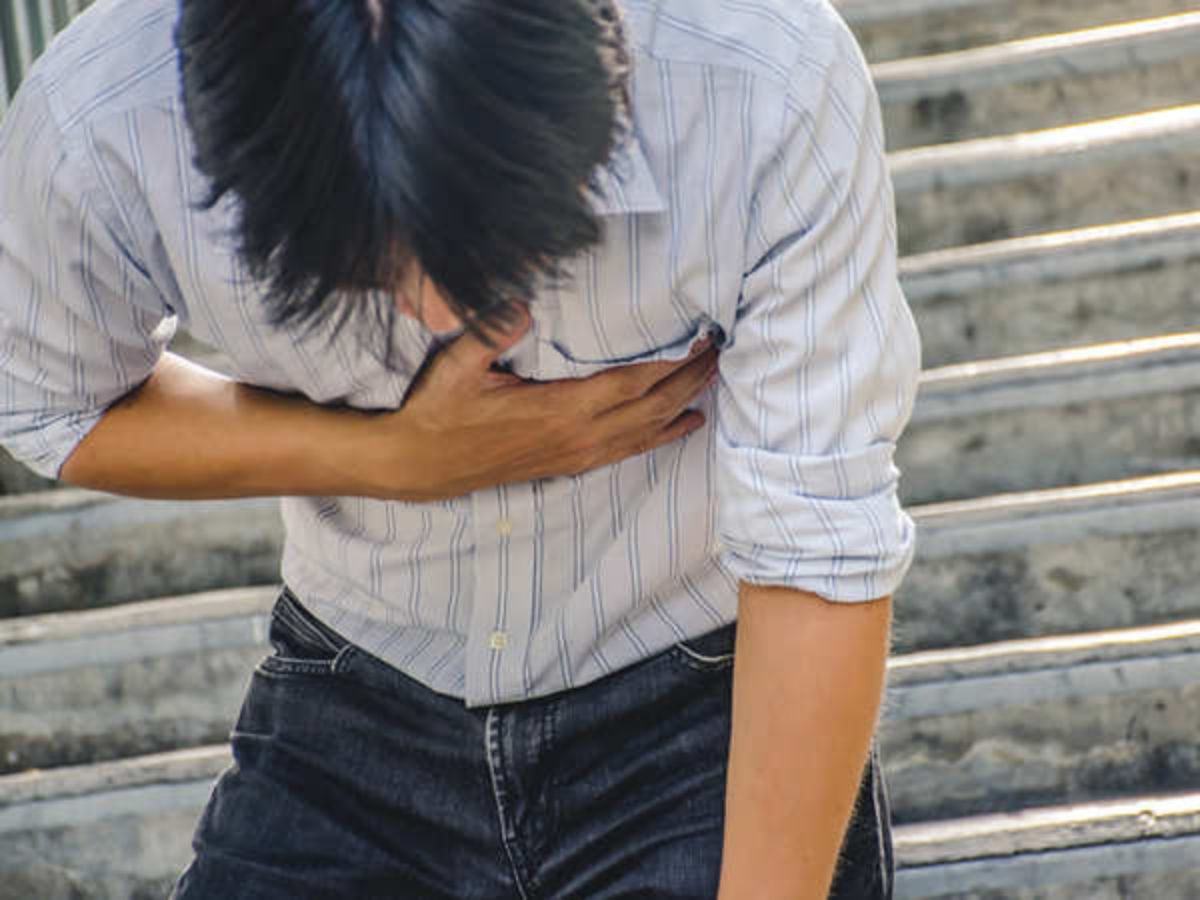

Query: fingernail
(690, 336), (714, 356)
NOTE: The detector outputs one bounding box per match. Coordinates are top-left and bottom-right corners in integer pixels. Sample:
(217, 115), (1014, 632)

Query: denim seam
(485, 708), (536, 900)
(672, 643), (734, 665)
(277, 588), (347, 653)
(670, 645), (735, 672)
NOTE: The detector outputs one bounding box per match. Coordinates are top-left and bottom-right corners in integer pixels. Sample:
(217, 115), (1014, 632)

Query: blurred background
(1, 0), (1199, 897)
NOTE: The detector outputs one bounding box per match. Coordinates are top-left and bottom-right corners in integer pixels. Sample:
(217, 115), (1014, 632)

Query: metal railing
(1, 0), (91, 116)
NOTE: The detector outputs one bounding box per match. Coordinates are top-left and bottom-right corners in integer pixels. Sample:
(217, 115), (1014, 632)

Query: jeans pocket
(256, 588), (357, 678)
(667, 621), (737, 673)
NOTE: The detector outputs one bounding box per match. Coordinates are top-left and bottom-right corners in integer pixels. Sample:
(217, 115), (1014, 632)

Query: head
(175, 0), (631, 353)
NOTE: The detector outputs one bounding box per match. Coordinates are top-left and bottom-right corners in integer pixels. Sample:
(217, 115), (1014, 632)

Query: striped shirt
(0, 0), (921, 708)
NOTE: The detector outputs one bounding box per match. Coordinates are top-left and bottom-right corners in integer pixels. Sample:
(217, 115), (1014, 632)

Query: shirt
(0, 0), (921, 708)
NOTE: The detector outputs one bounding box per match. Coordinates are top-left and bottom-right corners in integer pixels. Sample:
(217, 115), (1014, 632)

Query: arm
(718, 585), (891, 900)
(58, 332), (718, 502)
(712, 10), (922, 896)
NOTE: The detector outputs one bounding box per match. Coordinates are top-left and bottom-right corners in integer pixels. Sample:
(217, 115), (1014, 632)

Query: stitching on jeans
(673, 643), (734, 665)
(485, 709), (534, 900)
(277, 590), (345, 653)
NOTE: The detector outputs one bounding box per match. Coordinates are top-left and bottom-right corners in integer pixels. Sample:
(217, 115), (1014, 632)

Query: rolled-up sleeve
(714, 20), (922, 602)
(0, 75), (170, 479)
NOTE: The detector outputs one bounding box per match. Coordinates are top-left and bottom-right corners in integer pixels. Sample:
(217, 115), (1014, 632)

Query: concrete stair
(0, 490), (281, 618)
(900, 333), (1200, 502)
(875, 12), (1200, 149)
(2, 0), (1200, 896)
(837, 0), (1200, 61)
(904, 212), (1200, 366)
(892, 104), (1200, 254)
(895, 792), (1200, 898)
(901, 472), (1200, 651)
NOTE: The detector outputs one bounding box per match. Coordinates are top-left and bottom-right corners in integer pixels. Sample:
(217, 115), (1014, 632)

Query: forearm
(59, 352), (379, 500)
(718, 584), (892, 900)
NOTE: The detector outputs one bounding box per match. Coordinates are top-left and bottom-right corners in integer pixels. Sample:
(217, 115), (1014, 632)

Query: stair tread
(897, 790), (1200, 864)
(875, 12), (1200, 103)
(890, 103), (1200, 194)
(901, 211), (1200, 300)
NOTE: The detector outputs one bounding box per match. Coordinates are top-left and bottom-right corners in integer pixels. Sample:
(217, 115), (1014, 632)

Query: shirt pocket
(512, 288), (727, 382)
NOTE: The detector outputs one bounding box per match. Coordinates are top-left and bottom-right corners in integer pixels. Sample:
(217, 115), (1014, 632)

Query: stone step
(904, 212), (1200, 367)
(899, 333), (1200, 503)
(900, 472), (1200, 652)
(0, 489), (282, 618)
(0, 747), (223, 900)
(4, 473), (1200, 656)
(882, 619), (1200, 823)
(876, 12), (1200, 150)
(4, 577), (1198, 826)
(837, 0), (1199, 62)
(0, 586), (274, 774)
(2, 745), (1198, 898)
(894, 792), (1200, 899)
(891, 104), (1200, 255)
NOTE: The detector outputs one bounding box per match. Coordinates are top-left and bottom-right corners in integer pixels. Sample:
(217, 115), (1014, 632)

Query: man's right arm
(58, 329), (718, 503)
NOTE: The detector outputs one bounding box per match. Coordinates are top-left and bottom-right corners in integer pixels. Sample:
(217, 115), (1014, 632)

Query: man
(0, 0), (921, 897)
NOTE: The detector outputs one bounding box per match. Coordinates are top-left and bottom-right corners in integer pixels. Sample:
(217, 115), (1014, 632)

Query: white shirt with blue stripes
(0, 0), (921, 707)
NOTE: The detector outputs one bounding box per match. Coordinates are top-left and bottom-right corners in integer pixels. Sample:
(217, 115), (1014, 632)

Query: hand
(348, 308), (719, 501)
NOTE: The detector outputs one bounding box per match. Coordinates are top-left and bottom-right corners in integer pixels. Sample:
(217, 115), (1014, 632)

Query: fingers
(444, 304), (532, 374)
(579, 339), (716, 414)
(592, 348), (719, 448)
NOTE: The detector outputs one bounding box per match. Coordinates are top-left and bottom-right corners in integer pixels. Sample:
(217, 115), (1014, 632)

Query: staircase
(2, 1), (1199, 897)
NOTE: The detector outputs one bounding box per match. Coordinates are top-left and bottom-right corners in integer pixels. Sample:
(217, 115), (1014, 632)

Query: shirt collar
(588, 132), (668, 217)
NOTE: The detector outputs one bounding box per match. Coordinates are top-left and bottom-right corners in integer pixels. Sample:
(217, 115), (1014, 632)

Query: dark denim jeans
(171, 587), (893, 899)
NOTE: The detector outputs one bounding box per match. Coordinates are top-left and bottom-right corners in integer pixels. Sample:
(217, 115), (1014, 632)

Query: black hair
(175, 0), (627, 358)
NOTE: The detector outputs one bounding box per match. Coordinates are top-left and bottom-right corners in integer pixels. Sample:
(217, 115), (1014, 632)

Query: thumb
(444, 304), (532, 374)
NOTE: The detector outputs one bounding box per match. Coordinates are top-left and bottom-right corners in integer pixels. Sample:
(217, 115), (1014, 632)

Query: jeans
(171, 587), (893, 899)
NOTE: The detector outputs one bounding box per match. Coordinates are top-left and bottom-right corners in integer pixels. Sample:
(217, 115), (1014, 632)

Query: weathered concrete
(0, 748), (224, 900)
(4, 474), (1199, 651)
(0, 588), (274, 773)
(3, 744), (1199, 899)
(892, 105), (1200, 254)
(882, 620), (1200, 822)
(894, 792), (1200, 898)
(0, 450), (55, 497)
(838, 0), (1200, 62)
(0, 489), (283, 618)
(899, 474), (1200, 651)
(877, 13), (1200, 149)
(900, 335), (1200, 502)
(904, 213), (1200, 366)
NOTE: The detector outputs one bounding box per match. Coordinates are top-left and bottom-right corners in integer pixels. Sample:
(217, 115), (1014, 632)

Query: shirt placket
(467, 483), (537, 706)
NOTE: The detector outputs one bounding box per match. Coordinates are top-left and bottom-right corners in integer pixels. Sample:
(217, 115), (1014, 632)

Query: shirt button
(496, 519), (514, 537)
(489, 631), (509, 650)
(711, 539), (725, 555)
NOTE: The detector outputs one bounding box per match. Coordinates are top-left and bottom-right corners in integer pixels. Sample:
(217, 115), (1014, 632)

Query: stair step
(899, 333), (1200, 503)
(0, 489), (282, 618)
(891, 104), (1200, 254)
(2, 744), (1198, 898)
(0, 587), (274, 774)
(0, 746), (225, 900)
(4, 577), (1198, 824)
(903, 212), (1200, 367)
(894, 792), (1200, 898)
(877, 12), (1200, 150)
(882, 619), (1200, 822)
(4, 472), (1198, 650)
(900, 472), (1200, 652)
(838, 0), (1199, 62)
